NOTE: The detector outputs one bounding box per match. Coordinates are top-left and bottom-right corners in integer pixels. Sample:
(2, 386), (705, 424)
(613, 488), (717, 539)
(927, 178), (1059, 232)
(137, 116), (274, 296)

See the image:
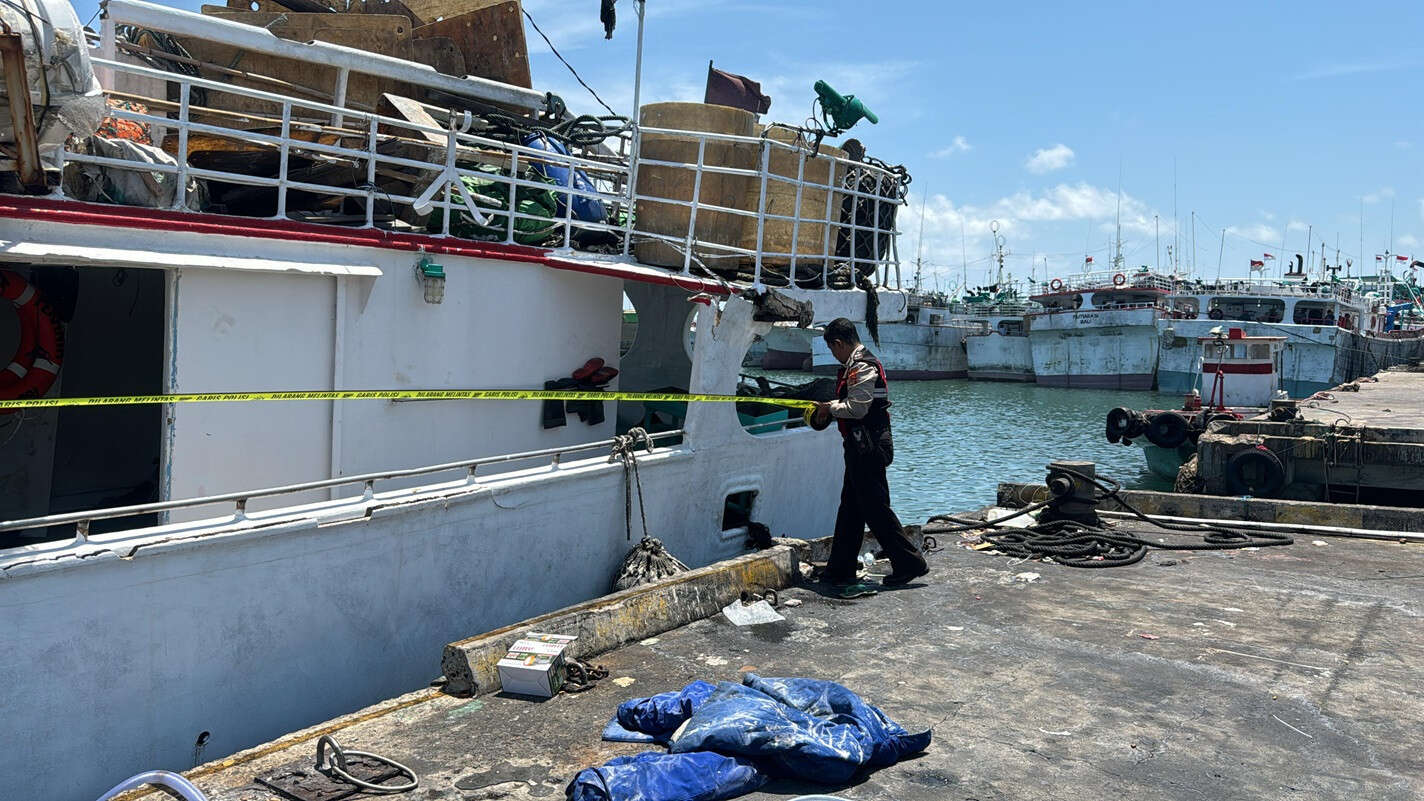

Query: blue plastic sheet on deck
(584, 674), (931, 800)
(565, 751), (765, 801)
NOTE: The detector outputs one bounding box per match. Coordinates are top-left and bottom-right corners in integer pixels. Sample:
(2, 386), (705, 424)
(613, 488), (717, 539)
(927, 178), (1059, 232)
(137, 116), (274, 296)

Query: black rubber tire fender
(1105, 407), (1133, 443)
(1225, 447), (1286, 497)
(1145, 411), (1189, 448)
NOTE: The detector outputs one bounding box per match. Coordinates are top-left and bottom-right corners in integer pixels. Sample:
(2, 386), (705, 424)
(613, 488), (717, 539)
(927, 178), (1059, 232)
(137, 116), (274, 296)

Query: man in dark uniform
(813, 318), (929, 598)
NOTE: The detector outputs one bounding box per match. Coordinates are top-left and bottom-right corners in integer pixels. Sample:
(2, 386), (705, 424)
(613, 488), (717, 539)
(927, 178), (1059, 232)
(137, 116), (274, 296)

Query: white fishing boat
(1158, 258), (1424, 397)
(0, 2), (911, 798)
(1026, 267), (1173, 390)
(961, 231), (1036, 381)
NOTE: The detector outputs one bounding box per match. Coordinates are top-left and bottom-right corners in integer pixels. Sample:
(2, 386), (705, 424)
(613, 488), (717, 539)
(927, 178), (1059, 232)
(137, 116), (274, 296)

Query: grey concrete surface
(194, 529), (1424, 801)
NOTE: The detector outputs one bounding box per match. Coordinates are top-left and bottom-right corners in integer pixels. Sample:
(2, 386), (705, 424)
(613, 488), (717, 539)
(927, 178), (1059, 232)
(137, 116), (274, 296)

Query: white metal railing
(0, 428), (686, 550)
(1168, 279), (1354, 301)
(1031, 270), (1175, 294)
(55, 23), (905, 290)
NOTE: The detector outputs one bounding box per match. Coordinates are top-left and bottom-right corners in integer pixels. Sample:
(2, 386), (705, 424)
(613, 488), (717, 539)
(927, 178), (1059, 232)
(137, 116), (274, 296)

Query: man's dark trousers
(824, 446), (926, 584)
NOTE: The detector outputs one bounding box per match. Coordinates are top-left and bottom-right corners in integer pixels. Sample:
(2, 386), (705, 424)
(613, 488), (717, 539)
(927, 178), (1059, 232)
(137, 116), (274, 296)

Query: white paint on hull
(809, 320), (971, 378)
(965, 333), (1033, 381)
(1028, 308), (1160, 390)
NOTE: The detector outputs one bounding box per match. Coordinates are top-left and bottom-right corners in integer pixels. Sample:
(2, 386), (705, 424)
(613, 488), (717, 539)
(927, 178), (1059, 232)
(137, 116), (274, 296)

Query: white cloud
(1397, 140), (1413, 150)
(1418, 198), (1424, 224)
(1399, 234), (1420, 249)
(1024, 144), (1075, 174)
(1363, 187), (1396, 204)
(1293, 60), (1415, 81)
(1286, 219), (1310, 232)
(929, 136), (971, 158)
(1226, 223), (1282, 244)
(1259, 210), (1276, 221)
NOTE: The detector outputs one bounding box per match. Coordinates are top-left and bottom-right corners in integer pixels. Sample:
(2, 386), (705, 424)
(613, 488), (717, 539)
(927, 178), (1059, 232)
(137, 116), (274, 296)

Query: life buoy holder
(0, 270), (64, 412)
(1208, 308), (1225, 320)
(1049, 278), (1064, 292)
(1112, 272), (1126, 286)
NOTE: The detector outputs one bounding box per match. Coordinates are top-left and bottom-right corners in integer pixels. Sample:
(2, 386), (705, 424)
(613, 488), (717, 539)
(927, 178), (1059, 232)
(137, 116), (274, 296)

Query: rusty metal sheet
(257, 755), (404, 801)
(412, 1), (531, 88)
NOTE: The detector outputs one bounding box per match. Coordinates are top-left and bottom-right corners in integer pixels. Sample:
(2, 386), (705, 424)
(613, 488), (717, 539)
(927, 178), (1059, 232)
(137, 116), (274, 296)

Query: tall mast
(959, 218), (967, 296)
(1113, 174), (1124, 271)
(912, 188), (928, 293)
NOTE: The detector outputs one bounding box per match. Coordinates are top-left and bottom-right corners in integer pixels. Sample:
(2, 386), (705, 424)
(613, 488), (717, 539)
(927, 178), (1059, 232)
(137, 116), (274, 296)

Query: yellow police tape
(0, 388), (818, 411)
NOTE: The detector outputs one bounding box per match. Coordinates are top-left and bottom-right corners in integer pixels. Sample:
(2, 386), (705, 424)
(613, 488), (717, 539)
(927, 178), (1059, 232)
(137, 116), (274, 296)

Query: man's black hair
(822, 318), (860, 344)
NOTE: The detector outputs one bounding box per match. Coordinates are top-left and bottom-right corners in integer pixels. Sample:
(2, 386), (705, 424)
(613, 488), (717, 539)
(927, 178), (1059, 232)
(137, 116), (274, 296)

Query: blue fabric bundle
(565, 751), (765, 801)
(602, 680), (718, 744)
(577, 674), (931, 800)
(669, 675), (931, 784)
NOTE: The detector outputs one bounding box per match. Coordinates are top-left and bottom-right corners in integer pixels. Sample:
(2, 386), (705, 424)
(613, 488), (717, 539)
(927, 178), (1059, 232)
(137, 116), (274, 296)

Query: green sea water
(754, 372), (1175, 525)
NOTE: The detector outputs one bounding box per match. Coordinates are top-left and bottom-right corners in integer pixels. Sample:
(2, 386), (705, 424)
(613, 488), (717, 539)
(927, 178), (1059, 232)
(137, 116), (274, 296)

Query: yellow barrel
(633, 102), (757, 272)
(741, 126), (846, 269)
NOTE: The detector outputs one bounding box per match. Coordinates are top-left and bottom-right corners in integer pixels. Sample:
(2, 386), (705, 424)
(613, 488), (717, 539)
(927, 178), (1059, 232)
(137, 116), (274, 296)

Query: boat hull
(1029, 308), (1160, 391)
(760, 326), (813, 370)
(1142, 443), (1193, 481)
(966, 332), (1034, 382)
(809, 320), (970, 379)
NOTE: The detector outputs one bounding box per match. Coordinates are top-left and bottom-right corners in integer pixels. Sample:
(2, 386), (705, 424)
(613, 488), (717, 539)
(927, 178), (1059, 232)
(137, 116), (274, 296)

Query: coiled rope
(924, 467), (1293, 568)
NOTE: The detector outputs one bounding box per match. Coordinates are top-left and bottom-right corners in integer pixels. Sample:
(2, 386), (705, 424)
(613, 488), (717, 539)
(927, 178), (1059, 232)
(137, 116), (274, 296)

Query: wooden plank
(400, 0), (503, 25)
(412, 1), (530, 88)
(182, 10), (421, 118)
(409, 35), (465, 76)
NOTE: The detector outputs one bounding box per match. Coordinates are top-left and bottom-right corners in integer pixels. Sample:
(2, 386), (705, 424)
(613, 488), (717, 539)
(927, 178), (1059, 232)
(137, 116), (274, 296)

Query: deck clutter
(0, 0), (913, 292)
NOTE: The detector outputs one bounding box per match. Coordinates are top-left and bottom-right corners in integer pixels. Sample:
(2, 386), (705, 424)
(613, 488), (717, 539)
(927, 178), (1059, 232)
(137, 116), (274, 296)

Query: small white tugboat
(1105, 327), (1285, 480)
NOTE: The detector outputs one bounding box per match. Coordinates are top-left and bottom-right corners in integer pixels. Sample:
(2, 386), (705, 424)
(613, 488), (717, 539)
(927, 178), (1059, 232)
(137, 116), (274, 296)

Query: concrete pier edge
(440, 544), (802, 697)
(997, 483), (1424, 533)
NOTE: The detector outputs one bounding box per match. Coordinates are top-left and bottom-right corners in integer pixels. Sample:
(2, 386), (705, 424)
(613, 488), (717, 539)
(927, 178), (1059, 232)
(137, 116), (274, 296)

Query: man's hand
(807, 401), (833, 431)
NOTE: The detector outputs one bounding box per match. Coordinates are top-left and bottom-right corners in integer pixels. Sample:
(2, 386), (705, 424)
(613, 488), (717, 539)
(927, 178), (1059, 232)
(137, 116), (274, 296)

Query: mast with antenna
(1112, 178), (1124, 271)
(912, 188), (928, 294)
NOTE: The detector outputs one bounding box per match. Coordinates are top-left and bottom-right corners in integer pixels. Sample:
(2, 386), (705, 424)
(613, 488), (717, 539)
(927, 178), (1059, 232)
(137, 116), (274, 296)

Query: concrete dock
(1197, 367), (1424, 503)
(149, 517), (1422, 801)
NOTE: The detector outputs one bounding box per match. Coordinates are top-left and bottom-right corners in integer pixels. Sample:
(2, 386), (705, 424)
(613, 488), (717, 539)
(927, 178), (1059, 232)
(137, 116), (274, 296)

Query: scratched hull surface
(966, 332), (1034, 382)
(1028, 308), (1160, 391)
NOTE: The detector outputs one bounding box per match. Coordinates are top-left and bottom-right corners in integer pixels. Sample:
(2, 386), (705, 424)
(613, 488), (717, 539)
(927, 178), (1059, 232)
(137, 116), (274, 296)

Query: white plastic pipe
(96, 770), (208, 801)
(103, 0), (547, 112)
(1097, 510), (1424, 542)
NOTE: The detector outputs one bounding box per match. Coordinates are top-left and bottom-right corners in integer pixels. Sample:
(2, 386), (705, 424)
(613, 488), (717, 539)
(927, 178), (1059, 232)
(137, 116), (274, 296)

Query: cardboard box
(496, 632), (577, 698)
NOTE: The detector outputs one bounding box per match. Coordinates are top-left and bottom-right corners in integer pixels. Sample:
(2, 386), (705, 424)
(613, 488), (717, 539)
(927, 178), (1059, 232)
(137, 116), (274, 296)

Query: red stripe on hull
(0, 195), (733, 295)
(1035, 373), (1156, 390)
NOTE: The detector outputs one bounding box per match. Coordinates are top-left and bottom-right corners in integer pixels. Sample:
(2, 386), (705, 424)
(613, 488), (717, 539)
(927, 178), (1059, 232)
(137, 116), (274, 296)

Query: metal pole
(621, 0), (646, 258)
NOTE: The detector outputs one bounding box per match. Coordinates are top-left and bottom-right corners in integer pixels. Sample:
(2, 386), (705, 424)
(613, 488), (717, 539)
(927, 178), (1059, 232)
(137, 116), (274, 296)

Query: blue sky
(82, 0), (1422, 292)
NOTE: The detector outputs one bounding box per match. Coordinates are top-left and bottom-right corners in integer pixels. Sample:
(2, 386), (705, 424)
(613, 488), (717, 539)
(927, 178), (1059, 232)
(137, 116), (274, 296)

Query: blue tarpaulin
(575, 674), (931, 801)
(602, 680), (718, 744)
(566, 751), (765, 801)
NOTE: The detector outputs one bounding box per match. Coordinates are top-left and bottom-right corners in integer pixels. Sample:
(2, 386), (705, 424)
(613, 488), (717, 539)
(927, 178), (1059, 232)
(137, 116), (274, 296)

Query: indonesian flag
(1262, 252), (1275, 260)
(1397, 255), (1410, 262)
(1249, 259), (1266, 270)
(1084, 255), (1094, 264)
(1377, 254), (1385, 262)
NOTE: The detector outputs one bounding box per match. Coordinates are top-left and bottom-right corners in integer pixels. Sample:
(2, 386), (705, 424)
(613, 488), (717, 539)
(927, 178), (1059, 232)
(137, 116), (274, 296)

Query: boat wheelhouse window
(998, 319), (1024, 335)
(1249, 343), (1271, 359)
(1171, 297), (1200, 317)
(1292, 301), (1335, 325)
(1203, 342), (1249, 360)
(1090, 291), (1157, 309)
(1208, 297), (1285, 322)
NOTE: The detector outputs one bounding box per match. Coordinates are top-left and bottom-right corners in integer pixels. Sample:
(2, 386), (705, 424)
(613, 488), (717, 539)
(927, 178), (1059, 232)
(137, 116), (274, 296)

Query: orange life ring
(1112, 272), (1126, 286)
(1049, 278), (1064, 291)
(1, 270), (64, 412)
